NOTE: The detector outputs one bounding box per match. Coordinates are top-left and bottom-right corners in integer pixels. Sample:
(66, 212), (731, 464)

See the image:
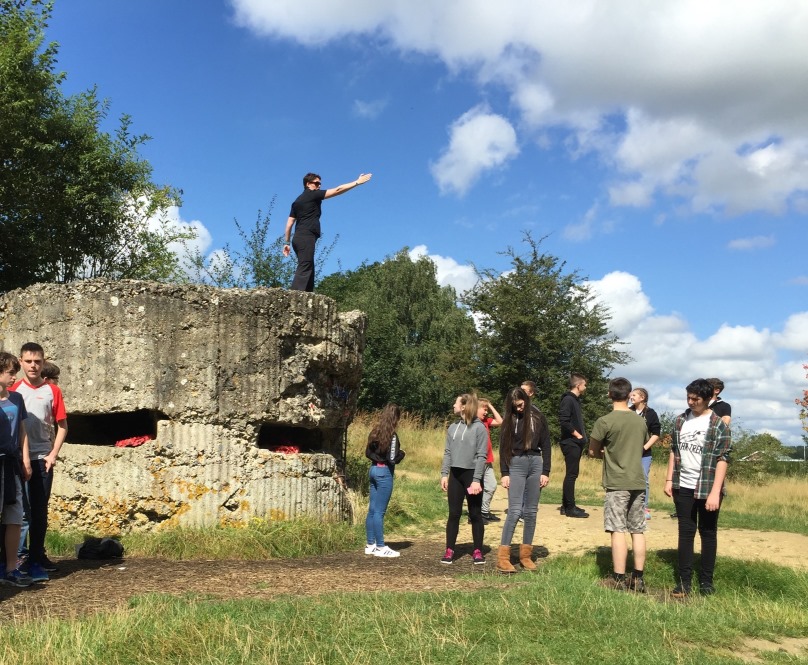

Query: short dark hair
(608, 377), (632, 402)
(0, 352), (20, 374)
(569, 373), (587, 389)
(303, 172), (321, 187)
(706, 377), (724, 394)
(20, 342), (44, 357)
(686, 378), (714, 402)
(42, 361), (61, 380)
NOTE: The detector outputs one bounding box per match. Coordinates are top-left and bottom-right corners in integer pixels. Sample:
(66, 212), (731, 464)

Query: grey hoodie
(440, 418), (488, 482)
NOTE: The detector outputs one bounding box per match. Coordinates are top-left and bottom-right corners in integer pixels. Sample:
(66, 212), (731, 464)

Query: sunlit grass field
(8, 411), (805, 664)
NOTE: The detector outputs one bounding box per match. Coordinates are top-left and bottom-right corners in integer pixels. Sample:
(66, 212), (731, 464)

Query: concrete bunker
(0, 280), (366, 532)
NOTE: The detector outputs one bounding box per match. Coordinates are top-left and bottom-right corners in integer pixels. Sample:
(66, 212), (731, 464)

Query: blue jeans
(501, 454), (543, 546)
(366, 465), (394, 547)
(641, 456), (652, 510)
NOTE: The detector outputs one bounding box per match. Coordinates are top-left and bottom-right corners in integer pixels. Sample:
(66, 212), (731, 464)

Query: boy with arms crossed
(0, 352), (33, 587)
(12, 343), (67, 581)
(589, 377), (649, 592)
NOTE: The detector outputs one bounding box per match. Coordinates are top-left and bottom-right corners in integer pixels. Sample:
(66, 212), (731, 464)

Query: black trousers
(560, 439), (584, 508)
(445, 467), (484, 551)
(673, 487), (721, 587)
(290, 232), (317, 292)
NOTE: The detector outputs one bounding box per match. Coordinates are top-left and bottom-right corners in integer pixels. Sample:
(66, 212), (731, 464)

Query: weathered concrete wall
(0, 280), (366, 531)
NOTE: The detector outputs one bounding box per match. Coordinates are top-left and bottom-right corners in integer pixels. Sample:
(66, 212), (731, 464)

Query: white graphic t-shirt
(678, 412), (711, 489)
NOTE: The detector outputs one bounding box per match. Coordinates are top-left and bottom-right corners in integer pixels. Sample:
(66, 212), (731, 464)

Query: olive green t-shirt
(590, 410), (648, 490)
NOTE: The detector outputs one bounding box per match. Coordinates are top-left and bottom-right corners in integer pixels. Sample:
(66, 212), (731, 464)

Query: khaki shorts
(604, 489), (646, 533)
(0, 474), (24, 526)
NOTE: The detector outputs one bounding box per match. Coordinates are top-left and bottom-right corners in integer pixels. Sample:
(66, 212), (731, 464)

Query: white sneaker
(364, 544), (377, 555)
(373, 545), (400, 558)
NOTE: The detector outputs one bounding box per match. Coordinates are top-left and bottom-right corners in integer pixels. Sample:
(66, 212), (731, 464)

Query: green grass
(2, 556), (806, 664)
(45, 519), (364, 560)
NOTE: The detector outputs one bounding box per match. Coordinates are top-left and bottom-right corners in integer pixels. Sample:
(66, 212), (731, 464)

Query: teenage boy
(558, 373), (589, 518)
(589, 377), (649, 592)
(477, 398), (503, 522)
(0, 352), (34, 587)
(664, 378), (732, 597)
(12, 342), (67, 582)
(705, 378), (732, 426)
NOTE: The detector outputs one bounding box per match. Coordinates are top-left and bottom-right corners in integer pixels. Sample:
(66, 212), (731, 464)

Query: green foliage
(0, 0), (190, 292)
(462, 233), (630, 437)
(319, 249), (477, 416)
(184, 199), (340, 289)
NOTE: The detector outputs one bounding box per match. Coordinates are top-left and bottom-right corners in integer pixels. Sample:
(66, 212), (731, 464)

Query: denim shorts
(0, 474), (24, 525)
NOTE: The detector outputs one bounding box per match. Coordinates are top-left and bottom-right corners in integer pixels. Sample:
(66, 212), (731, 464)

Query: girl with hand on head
(364, 404), (405, 558)
(497, 386), (551, 574)
(440, 394), (488, 565)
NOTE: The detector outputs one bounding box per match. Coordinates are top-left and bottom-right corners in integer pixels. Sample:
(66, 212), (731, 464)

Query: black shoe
(566, 507), (589, 518)
(671, 584), (690, 599)
(480, 513), (491, 523)
(699, 582), (715, 596)
(559, 505), (566, 516)
(483, 512), (501, 522)
(39, 555), (59, 573)
(629, 576), (646, 593)
(670, 512), (678, 519)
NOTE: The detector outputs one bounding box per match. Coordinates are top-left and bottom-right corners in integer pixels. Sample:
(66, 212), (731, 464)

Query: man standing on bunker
(283, 172), (373, 292)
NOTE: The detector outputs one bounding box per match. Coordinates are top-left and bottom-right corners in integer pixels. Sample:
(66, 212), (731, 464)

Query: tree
(0, 0), (190, 292)
(797, 362), (808, 439)
(462, 233), (629, 438)
(319, 249), (477, 416)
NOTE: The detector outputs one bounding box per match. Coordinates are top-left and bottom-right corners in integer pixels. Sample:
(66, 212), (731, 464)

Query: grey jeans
(481, 464), (497, 513)
(500, 454), (543, 546)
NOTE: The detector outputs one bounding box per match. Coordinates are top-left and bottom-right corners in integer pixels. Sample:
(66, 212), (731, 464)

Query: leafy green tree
(319, 249), (477, 416)
(184, 198), (339, 289)
(462, 233), (629, 438)
(1, 0), (189, 291)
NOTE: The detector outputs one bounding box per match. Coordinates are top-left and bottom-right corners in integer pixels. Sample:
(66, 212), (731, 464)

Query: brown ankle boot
(497, 545), (516, 574)
(519, 544), (537, 570)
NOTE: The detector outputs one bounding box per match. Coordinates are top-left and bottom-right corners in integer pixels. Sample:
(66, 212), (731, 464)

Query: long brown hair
(367, 404), (401, 455)
(500, 387), (548, 469)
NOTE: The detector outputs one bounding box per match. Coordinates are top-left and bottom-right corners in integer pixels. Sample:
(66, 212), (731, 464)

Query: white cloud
(774, 312), (808, 351)
(585, 272), (653, 338)
(231, 0), (808, 214)
(430, 106), (519, 196)
(727, 235), (776, 251)
(148, 205), (213, 258)
(409, 245), (478, 295)
(353, 97), (388, 119)
(789, 276), (808, 286)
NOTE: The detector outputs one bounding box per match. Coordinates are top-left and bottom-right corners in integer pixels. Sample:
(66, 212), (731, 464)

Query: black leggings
(673, 487), (721, 587)
(445, 467), (484, 551)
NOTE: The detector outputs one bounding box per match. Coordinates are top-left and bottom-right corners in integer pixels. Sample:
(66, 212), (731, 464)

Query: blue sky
(47, 1), (807, 445)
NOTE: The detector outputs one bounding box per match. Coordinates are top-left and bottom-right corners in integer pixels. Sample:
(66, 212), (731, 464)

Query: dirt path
(2, 492), (805, 623)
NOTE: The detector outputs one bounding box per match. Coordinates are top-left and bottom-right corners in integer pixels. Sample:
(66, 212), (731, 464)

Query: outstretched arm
(324, 173), (372, 199)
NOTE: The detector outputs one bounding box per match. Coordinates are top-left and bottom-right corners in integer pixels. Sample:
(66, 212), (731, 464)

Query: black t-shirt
(710, 398), (731, 419)
(289, 189), (327, 238)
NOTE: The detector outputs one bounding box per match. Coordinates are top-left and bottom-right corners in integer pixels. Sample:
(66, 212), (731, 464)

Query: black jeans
(673, 487), (721, 587)
(445, 467), (484, 551)
(291, 232), (317, 292)
(560, 439), (584, 509)
(27, 459), (54, 563)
